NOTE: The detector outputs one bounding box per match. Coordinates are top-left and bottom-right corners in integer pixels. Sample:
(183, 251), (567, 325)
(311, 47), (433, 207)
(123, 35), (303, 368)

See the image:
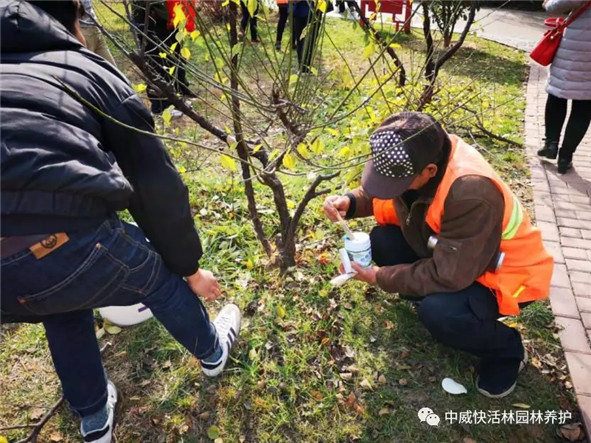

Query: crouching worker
(0, 2), (240, 442)
(323, 112), (553, 398)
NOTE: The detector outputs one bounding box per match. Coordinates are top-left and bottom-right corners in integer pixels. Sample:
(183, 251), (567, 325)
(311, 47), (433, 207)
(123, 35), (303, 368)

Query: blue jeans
(370, 225), (525, 362)
(1, 218), (218, 417)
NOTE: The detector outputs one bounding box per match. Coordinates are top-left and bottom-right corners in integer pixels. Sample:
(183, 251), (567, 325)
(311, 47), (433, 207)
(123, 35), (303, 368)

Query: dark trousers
(545, 93), (591, 160)
(276, 4), (289, 44)
(1, 218), (218, 417)
(370, 225), (524, 362)
(292, 11), (323, 73)
(240, 0), (259, 40)
(141, 23), (191, 114)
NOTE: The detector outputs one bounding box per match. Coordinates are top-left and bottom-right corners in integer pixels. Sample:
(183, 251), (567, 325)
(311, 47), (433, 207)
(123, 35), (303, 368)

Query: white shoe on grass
(80, 380), (117, 443)
(201, 304), (241, 377)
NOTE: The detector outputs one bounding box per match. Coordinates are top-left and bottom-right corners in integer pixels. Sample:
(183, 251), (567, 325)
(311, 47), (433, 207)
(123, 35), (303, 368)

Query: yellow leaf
(296, 143), (309, 158)
(326, 127), (339, 137)
(363, 42), (377, 59)
(172, 3), (186, 28)
(289, 74), (299, 84)
(252, 144), (262, 154)
(162, 108), (172, 126)
(338, 146), (351, 157)
(310, 66), (318, 76)
(282, 151), (295, 170)
(190, 30), (201, 41)
(246, 259), (254, 269)
(226, 23), (231, 31)
(180, 47), (191, 60)
(389, 43), (401, 49)
(221, 0), (229, 6)
(287, 199), (296, 209)
(178, 165), (186, 173)
(247, 0), (257, 17)
(1, 436), (9, 443)
(158, 52), (168, 58)
(276, 305), (286, 318)
(133, 83), (147, 93)
(168, 66), (176, 76)
(170, 42), (179, 53)
(317, 0), (328, 12)
(311, 139), (324, 155)
(221, 154), (237, 171)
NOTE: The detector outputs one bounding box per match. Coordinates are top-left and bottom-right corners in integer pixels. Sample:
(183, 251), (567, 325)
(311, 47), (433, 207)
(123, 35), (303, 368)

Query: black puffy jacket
(0, 0), (202, 276)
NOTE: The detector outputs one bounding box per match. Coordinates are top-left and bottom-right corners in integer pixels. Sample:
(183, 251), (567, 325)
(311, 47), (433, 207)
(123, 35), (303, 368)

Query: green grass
(0, 6), (578, 443)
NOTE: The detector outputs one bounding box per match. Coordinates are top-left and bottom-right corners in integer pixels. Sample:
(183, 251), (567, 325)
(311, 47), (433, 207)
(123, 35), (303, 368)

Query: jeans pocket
(17, 242), (128, 316)
(467, 285), (500, 321)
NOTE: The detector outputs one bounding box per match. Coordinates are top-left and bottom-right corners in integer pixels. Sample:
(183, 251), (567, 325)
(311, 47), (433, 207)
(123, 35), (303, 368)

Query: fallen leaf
(378, 374), (387, 384)
(162, 360), (172, 370)
(239, 436), (246, 443)
(152, 417), (160, 425)
(311, 390), (323, 401)
(397, 364), (412, 371)
(0, 436), (9, 443)
(340, 372), (353, 381)
(360, 379), (372, 390)
(559, 423), (584, 441)
(463, 438), (477, 443)
(129, 396), (141, 401)
(30, 406), (44, 421)
(95, 327), (105, 339)
(512, 403), (531, 409)
(276, 305), (286, 319)
(384, 320), (395, 330)
(398, 378), (408, 386)
(140, 379), (151, 387)
(379, 407), (391, 416)
(104, 323), (122, 335)
(207, 425), (221, 439)
(214, 439), (224, 443)
(49, 431), (63, 442)
(179, 424), (189, 434)
(198, 411), (211, 420)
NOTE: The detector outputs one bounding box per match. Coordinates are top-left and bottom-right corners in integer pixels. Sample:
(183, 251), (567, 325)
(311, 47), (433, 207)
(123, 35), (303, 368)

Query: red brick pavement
(525, 62), (591, 436)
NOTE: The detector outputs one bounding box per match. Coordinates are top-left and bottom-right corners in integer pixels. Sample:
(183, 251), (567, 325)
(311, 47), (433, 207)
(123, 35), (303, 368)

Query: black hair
(27, 0), (81, 33)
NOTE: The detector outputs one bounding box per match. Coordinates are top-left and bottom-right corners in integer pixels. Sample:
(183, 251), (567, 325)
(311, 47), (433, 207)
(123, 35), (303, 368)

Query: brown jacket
(348, 174), (505, 296)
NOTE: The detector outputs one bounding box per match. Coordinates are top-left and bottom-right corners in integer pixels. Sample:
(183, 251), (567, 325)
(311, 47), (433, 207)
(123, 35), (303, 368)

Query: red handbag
(530, 1), (591, 66)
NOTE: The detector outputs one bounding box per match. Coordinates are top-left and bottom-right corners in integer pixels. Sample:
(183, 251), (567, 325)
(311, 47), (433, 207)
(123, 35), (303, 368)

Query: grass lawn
(0, 5), (580, 443)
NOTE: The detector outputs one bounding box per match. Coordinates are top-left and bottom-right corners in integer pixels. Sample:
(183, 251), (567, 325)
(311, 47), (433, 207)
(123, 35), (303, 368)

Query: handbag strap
(561, 0), (591, 30)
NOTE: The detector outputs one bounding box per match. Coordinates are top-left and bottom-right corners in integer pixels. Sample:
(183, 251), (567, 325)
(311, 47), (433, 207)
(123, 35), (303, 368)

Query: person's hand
(186, 268), (221, 302)
(323, 195), (351, 222)
(349, 262), (379, 285)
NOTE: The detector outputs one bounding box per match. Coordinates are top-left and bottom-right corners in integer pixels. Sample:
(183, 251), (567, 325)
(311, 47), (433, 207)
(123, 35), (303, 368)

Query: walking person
(240, 0), (261, 43)
(1, 2), (242, 442)
(324, 112), (553, 398)
(292, 0), (324, 73)
(275, 0), (290, 50)
(537, 0), (591, 173)
(79, 0), (116, 65)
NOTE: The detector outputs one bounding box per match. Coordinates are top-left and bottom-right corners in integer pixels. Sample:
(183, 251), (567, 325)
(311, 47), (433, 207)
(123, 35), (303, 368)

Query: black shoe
(476, 351), (527, 398)
(537, 141), (559, 159)
(557, 156), (573, 174)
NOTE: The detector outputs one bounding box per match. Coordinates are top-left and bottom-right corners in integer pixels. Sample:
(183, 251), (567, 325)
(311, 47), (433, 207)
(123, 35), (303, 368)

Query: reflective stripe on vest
(371, 134), (553, 315)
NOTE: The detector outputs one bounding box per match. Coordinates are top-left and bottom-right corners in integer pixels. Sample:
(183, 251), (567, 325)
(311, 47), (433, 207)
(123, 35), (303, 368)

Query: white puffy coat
(545, 0), (591, 100)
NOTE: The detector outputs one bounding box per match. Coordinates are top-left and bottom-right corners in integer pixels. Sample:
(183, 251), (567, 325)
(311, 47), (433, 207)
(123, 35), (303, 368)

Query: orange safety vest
(277, 0), (289, 4)
(373, 135), (553, 315)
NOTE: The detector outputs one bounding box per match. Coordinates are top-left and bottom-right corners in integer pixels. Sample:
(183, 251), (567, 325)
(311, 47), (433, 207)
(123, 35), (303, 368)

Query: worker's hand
(186, 268), (222, 302)
(349, 262), (379, 285)
(323, 195), (351, 222)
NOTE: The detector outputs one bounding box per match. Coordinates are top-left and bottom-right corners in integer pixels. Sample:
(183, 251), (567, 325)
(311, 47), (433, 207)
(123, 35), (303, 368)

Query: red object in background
(360, 0), (412, 33)
(166, 0), (196, 32)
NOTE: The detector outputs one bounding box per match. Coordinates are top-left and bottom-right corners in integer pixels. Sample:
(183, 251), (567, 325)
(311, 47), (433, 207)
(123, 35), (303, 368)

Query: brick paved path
(525, 62), (591, 434)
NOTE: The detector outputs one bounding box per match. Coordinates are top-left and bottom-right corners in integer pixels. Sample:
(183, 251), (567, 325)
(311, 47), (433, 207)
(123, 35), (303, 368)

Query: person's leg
(276, 4), (288, 45)
(250, 3), (259, 41)
(292, 15), (307, 67)
(558, 99), (591, 172)
(539, 93), (567, 158)
(240, 1), (249, 34)
(370, 225), (420, 266)
(92, 27), (117, 66)
(301, 11), (322, 72)
(417, 283), (525, 397)
(43, 310), (108, 417)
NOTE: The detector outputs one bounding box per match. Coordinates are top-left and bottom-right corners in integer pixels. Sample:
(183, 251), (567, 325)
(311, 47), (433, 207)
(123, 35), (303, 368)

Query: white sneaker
(201, 304), (241, 377)
(80, 380), (117, 443)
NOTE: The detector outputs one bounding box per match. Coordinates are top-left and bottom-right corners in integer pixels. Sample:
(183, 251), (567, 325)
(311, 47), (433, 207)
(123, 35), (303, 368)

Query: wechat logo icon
(418, 407), (441, 426)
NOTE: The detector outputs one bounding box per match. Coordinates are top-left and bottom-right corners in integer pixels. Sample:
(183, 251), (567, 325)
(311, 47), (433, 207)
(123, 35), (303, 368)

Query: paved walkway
(525, 64), (591, 435)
